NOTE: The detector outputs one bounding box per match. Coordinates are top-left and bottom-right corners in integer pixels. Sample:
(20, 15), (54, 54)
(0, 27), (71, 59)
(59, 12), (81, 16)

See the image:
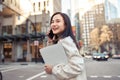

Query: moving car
(92, 52), (109, 61)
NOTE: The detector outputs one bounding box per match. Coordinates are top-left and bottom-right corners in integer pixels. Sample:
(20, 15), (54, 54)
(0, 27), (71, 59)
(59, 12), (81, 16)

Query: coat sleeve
(52, 36), (85, 80)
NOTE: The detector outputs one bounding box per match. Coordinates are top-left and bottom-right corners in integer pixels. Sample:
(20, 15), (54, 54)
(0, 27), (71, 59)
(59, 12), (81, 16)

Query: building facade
(0, 0), (61, 62)
(81, 2), (105, 48)
(108, 23), (120, 53)
(104, 0), (119, 23)
(61, 0), (120, 54)
(105, 0), (120, 53)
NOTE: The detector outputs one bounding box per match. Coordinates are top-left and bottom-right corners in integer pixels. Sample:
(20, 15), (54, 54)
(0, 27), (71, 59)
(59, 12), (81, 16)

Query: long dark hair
(50, 12), (80, 49)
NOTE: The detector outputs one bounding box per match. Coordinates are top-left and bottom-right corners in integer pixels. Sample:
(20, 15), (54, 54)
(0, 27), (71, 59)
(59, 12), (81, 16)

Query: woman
(44, 12), (87, 80)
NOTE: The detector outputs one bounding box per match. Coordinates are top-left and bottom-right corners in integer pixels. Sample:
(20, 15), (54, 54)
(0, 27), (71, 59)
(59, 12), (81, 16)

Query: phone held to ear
(48, 30), (54, 39)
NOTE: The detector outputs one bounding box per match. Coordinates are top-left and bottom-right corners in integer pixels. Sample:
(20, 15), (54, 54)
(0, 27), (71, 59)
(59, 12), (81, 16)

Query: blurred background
(0, 0), (120, 62)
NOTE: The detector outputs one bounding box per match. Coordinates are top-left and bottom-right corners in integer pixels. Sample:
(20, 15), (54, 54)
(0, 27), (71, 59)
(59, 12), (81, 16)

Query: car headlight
(97, 56), (100, 58)
(105, 55), (109, 58)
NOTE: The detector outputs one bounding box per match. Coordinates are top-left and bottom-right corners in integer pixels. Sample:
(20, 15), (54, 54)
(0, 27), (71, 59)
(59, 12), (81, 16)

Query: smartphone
(48, 29), (54, 39)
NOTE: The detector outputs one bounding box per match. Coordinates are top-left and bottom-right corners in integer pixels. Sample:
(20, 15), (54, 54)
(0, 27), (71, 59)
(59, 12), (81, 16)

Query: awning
(0, 33), (45, 42)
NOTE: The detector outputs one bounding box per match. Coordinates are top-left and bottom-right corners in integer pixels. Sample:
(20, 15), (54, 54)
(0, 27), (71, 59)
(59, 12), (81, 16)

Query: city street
(1, 0), (120, 79)
(85, 58), (120, 80)
(0, 58), (120, 80)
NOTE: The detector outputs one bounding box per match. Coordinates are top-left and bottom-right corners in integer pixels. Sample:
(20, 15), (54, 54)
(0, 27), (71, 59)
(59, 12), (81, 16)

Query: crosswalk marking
(0, 66), (14, 70)
(103, 75), (112, 78)
(0, 65), (30, 73)
(1, 65), (120, 79)
(118, 76), (120, 78)
(26, 71), (46, 80)
(19, 76), (24, 78)
(89, 75), (120, 78)
(90, 75), (98, 78)
(40, 75), (47, 78)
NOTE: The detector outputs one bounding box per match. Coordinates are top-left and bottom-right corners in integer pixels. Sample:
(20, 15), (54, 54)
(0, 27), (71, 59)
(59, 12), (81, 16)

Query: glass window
(33, 3), (35, 11)
(7, 25), (12, 34)
(2, 25), (12, 35)
(38, 2), (41, 11)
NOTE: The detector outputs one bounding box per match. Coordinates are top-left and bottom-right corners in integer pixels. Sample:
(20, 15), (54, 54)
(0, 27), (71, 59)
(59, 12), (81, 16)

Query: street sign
(34, 40), (39, 46)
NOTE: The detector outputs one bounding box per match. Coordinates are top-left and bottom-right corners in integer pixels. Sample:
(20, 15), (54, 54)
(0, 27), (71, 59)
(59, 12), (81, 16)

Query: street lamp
(33, 3), (38, 63)
(27, 18), (38, 63)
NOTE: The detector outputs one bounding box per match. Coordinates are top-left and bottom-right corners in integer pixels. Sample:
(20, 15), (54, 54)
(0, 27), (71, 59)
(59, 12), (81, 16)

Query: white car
(92, 52), (109, 61)
(112, 54), (120, 59)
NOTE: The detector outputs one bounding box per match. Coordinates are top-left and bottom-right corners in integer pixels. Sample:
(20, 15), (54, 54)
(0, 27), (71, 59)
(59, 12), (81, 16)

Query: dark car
(0, 71), (2, 80)
(92, 52), (109, 61)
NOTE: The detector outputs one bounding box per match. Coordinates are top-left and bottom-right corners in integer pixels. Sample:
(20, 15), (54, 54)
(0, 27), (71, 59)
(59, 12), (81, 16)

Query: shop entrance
(3, 42), (12, 61)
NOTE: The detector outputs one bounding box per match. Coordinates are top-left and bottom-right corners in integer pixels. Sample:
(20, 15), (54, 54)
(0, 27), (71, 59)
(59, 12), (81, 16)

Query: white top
(49, 36), (87, 80)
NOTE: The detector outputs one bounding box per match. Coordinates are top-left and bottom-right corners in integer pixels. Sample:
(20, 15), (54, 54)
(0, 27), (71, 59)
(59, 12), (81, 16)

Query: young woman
(44, 12), (87, 80)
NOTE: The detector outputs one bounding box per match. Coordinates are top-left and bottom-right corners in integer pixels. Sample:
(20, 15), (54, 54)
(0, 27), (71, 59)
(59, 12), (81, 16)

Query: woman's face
(50, 14), (65, 36)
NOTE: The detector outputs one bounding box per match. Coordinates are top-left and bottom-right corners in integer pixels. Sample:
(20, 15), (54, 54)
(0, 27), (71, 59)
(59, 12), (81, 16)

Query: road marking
(103, 76), (112, 78)
(0, 66), (14, 70)
(2, 68), (21, 72)
(90, 75), (98, 78)
(89, 75), (120, 78)
(26, 71), (46, 80)
(118, 76), (120, 78)
(1, 66), (27, 73)
(41, 75), (47, 78)
(19, 76), (24, 78)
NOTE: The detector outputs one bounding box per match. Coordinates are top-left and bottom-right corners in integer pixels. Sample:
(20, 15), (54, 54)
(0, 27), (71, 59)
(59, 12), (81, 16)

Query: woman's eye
(51, 19), (60, 24)
(56, 20), (60, 23)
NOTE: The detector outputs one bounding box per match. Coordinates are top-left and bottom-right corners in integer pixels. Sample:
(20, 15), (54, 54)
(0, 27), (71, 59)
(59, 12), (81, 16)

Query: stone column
(26, 40), (31, 62)
(12, 41), (17, 61)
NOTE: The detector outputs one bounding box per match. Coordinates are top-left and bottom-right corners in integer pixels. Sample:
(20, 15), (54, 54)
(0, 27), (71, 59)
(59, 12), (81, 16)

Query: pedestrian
(44, 12), (87, 80)
(1, 54), (5, 64)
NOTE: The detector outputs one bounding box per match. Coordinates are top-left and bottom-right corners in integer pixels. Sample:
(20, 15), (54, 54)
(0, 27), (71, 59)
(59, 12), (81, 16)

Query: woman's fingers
(44, 64), (53, 74)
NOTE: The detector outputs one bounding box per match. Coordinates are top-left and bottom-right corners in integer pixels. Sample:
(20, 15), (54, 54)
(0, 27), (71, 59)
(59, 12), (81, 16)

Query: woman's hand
(44, 64), (53, 74)
(46, 30), (54, 43)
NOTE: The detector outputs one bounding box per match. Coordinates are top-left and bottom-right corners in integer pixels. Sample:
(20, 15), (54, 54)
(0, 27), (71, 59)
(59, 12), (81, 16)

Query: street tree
(90, 25), (113, 53)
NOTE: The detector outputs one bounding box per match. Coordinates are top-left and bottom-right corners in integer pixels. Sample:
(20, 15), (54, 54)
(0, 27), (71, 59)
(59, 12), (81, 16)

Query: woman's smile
(50, 14), (65, 35)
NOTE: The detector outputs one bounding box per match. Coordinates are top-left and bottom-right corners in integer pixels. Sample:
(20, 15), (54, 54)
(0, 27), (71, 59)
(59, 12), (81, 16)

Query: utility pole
(34, 12), (37, 63)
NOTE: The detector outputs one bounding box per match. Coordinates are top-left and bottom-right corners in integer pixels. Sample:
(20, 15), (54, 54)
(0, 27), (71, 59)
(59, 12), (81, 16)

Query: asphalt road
(0, 58), (120, 80)
(85, 58), (120, 80)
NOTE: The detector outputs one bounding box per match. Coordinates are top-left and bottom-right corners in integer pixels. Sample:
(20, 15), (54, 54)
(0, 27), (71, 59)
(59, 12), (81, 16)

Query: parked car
(112, 54), (120, 59)
(92, 52), (109, 61)
(0, 71), (2, 80)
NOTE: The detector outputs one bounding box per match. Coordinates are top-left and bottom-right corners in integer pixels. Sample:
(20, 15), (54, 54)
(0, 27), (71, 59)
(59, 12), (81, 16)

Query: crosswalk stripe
(103, 76), (112, 78)
(26, 71), (46, 80)
(90, 76), (98, 78)
(89, 75), (120, 78)
(118, 76), (120, 78)
(1, 66), (27, 72)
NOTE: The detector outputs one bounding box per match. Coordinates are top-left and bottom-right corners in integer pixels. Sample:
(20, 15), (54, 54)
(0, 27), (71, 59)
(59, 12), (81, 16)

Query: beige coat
(50, 36), (87, 80)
